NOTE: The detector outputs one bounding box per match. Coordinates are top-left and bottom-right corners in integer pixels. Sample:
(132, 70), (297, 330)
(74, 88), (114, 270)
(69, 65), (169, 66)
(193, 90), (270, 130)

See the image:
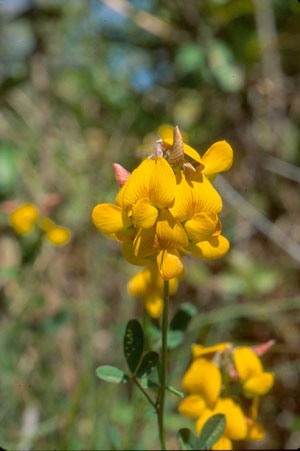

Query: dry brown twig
(215, 175), (300, 266)
(99, 0), (185, 42)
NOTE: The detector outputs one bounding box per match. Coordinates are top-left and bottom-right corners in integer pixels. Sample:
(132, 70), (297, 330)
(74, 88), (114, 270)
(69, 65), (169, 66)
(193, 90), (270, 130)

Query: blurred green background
(0, 0), (300, 449)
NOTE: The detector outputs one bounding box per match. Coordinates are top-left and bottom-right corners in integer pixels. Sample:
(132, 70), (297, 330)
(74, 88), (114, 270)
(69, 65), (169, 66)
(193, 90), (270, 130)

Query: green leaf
(207, 39), (244, 92)
(175, 43), (205, 74)
(170, 303), (198, 332)
(198, 414), (226, 450)
(0, 266), (20, 281)
(96, 365), (129, 384)
(140, 378), (160, 390)
(123, 319), (144, 373)
(108, 426), (121, 450)
(167, 330), (184, 349)
(136, 351), (159, 378)
(177, 428), (196, 450)
(0, 145), (18, 196)
(167, 386), (184, 398)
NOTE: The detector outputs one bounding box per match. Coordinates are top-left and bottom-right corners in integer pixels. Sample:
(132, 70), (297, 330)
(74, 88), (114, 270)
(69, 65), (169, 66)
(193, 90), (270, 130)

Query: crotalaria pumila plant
(92, 127), (273, 450)
(179, 342), (274, 450)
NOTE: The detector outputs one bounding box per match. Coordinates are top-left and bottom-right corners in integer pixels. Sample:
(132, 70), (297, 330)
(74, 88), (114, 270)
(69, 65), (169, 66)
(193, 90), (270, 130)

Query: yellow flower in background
(158, 124), (188, 143)
(9, 203), (71, 247)
(233, 347), (274, 397)
(10, 203), (39, 235)
(127, 263), (178, 317)
(92, 125), (233, 280)
(38, 216), (71, 246)
(46, 226), (71, 246)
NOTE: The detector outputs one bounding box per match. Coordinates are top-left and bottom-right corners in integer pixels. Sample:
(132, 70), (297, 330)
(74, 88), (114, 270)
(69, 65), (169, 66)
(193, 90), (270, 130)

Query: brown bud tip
(113, 163), (131, 186)
(168, 126), (184, 165)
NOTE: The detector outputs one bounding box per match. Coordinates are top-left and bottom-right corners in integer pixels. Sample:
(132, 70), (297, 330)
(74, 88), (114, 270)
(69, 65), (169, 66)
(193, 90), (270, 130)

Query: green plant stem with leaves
(158, 280), (169, 451)
(97, 286), (227, 450)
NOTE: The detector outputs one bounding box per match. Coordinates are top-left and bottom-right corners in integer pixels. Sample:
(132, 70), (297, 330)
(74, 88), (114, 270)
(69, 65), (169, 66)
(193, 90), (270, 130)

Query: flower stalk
(158, 280), (169, 450)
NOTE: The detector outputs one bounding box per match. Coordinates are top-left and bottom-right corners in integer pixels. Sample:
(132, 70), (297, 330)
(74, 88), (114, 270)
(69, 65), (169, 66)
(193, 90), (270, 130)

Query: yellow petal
(127, 267), (153, 297)
(157, 249), (184, 280)
(115, 183), (128, 208)
(164, 137), (204, 167)
(233, 348), (263, 382)
(192, 343), (232, 358)
(212, 436), (232, 450)
(149, 157), (176, 209)
(10, 203), (39, 235)
(132, 198), (158, 229)
(184, 212), (219, 242)
(169, 171), (194, 222)
(38, 216), (55, 232)
(123, 158), (155, 207)
(169, 277), (178, 296)
(189, 235), (230, 259)
(46, 226), (71, 246)
(163, 136), (200, 163)
(183, 143), (204, 167)
(156, 209), (188, 249)
(178, 394), (206, 419)
(159, 125), (189, 142)
(196, 409), (215, 436)
(247, 420), (265, 441)
(182, 358), (221, 407)
(244, 373), (274, 397)
(121, 242), (151, 266)
(92, 203), (131, 235)
(133, 226), (159, 258)
(144, 294), (163, 318)
(158, 124), (174, 140)
(214, 398), (247, 440)
(212, 218), (222, 236)
(202, 141), (233, 176)
(115, 227), (135, 243)
(188, 171), (223, 214)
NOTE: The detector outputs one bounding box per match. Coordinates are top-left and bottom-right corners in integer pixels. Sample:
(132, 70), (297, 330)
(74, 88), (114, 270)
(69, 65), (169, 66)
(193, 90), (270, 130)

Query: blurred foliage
(0, 0), (300, 449)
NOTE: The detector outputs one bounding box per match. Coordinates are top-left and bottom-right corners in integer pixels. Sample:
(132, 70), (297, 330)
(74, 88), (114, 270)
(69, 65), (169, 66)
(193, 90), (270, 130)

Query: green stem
(133, 379), (157, 411)
(158, 280), (169, 450)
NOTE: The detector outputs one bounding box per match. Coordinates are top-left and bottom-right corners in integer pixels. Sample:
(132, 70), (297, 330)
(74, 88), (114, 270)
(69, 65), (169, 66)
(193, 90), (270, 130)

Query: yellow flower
(92, 126), (233, 280)
(233, 347), (274, 397)
(247, 420), (265, 441)
(192, 342), (232, 358)
(127, 264), (178, 318)
(10, 203), (39, 235)
(211, 436), (232, 450)
(179, 342), (272, 449)
(161, 131), (233, 178)
(179, 358), (222, 416)
(38, 216), (71, 246)
(46, 226), (71, 246)
(195, 398), (247, 449)
(158, 124), (188, 143)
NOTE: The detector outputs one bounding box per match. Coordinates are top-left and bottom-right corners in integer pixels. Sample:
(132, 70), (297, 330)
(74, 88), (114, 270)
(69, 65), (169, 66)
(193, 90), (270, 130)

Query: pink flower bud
(113, 163), (131, 187)
(252, 339), (275, 356)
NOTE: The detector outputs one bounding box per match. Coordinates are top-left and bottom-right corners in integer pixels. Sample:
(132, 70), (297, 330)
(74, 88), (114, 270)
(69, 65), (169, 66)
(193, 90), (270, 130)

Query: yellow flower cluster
(92, 126), (233, 280)
(9, 203), (39, 235)
(127, 263), (178, 318)
(10, 203), (71, 246)
(179, 343), (274, 450)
